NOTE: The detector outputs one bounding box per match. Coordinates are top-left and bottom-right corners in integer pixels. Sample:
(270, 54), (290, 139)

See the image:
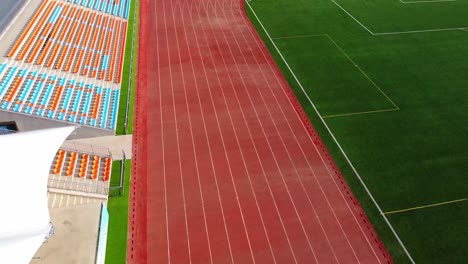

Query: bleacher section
(50, 149), (112, 182)
(6, 0), (128, 84)
(65, 0), (130, 19)
(0, 64), (120, 130)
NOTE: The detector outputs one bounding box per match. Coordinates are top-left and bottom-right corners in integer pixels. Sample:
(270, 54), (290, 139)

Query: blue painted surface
(109, 89), (119, 129)
(0, 67), (18, 97)
(96, 204), (109, 264)
(50, 6), (63, 24)
(100, 87), (110, 128)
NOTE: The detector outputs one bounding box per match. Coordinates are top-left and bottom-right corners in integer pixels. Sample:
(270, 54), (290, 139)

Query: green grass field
(105, 160), (132, 264)
(246, 0), (468, 263)
(116, 0), (139, 135)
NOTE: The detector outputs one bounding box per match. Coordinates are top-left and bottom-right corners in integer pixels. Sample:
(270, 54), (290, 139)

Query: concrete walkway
(67, 135), (132, 160)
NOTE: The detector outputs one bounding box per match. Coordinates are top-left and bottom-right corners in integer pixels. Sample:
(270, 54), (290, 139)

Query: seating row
(65, 0), (130, 19)
(0, 66), (120, 130)
(51, 149), (112, 181)
(6, 0), (128, 84)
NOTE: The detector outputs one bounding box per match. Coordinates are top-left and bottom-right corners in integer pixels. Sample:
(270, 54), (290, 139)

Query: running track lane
(129, 0), (393, 263)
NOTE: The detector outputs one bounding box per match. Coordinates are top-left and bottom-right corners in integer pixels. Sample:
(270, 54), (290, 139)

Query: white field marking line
(207, 2), (279, 262)
(178, 3), (215, 263)
(274, 33), (399, 110)
(400, 0), (456, 3)
(0, 0), (32, 41)
(153, 1), (171, 262)
(384, 198), (467, 215)
(272, 34), (327, 40)
(329, 0), (374, 35)
(165, 1), (192, 262)
(186, 2), (236, 263)
(272, 33), (400, 115)
(374, 27), (468, 35)
(240, 9), (382, 264)
(322, 108), (399, 119)
(330, 0), (468, 35)
(233, 7), (346, 264)
(325, 34), (400, 109)
(245, 2), (417, 264)
(219, 1), (319, 262)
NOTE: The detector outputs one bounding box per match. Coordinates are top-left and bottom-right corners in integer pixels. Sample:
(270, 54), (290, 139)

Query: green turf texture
(246, 0), (468, 263)
(116, 0), (139, 135)
(105, 160), (132, 264)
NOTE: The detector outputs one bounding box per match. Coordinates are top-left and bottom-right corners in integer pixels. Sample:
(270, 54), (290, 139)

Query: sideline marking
(246, 1), (416, 263)
(384, 198), (467, 215)
(322, 108), (399, 119)
(330, 0), (468, 35)
(400, 0), (456, 3)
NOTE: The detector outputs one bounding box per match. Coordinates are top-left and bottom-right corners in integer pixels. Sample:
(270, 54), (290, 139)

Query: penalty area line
(400, 0), (456, 3)
(384, 198), (467, 215)
(322, 108), (399, 119)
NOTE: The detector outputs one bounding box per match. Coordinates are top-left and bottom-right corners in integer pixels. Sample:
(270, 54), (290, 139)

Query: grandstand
(0, 64), (119, 130)
(0, 0), (134, 262)
(6, 0), (128, 84)
(0, 0), (130, 136)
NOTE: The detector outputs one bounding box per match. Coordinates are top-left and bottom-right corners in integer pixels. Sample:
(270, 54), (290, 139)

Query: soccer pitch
(246, 0), (468, 263)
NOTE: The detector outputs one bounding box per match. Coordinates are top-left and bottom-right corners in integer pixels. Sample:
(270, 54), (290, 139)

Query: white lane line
(213, 0), (316, 262)
(205, 1), (279, 263)
(178, 1), (215, 263)
(245, 1), (416, 263)
(164, 0), (192, 262)
(216, 2), (322, 263)
(186, 2), (235, 263)
(153, 1), (171, 262)
(195, 1), (258, 262)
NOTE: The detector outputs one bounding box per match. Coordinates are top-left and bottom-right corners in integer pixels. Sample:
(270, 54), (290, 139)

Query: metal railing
(48, 177), (109, 196)
(109, 150), (126, 197)
(60, 141), (112, 158)
(124, 0), (139, 134)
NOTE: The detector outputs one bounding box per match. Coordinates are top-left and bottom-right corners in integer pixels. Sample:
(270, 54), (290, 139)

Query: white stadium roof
(0, 127), (76, 264)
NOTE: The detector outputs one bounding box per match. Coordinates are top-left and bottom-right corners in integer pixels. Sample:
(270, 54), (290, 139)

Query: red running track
(129, 0), (393, 263)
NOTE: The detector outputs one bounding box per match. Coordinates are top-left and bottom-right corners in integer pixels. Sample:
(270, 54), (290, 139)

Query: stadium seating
(65, 0), (130, 19)
(50, 150), (112, 181)
(0, 66), (119, 130)
(7, 0), (129, 84)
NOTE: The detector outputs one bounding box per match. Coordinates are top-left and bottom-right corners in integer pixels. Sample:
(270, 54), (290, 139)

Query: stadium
(0, 0), (466, 263)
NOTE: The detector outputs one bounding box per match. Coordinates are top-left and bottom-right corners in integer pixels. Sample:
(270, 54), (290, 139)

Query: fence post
(120, 150), (126, 196)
